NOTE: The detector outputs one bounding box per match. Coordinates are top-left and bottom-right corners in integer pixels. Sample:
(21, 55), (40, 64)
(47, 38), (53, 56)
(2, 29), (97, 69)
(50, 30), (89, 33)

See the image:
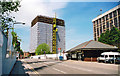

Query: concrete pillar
(108, 13), (111, 30)
(101, 17), (104, 33)
(95, 21), (98, 41)
(117, 9), (119, 29)
(104, 15), (107, 32)
(112, 11), (115, 27)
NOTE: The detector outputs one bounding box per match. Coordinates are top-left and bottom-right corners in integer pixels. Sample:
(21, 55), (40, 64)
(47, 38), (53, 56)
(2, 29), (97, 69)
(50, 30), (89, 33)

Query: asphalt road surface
(20, 58), (119, 75)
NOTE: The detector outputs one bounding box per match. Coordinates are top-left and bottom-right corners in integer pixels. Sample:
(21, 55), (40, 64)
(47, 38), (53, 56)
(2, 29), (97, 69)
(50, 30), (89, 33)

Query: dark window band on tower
(92, 4), (120, 41)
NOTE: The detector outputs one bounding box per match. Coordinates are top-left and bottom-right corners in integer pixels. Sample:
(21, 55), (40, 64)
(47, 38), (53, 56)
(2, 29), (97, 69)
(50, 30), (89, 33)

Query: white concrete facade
(30, 22), (65, 53)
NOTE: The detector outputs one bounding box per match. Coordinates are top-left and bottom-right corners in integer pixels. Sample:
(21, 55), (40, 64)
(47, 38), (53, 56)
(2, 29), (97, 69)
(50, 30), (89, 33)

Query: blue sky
(59, 2), (118, 50)
(13, 2), (118, 52)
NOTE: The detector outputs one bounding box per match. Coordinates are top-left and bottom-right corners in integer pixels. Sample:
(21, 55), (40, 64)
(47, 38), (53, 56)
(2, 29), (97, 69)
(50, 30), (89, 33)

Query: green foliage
(28, 54), (31, 57)
(0, 1), (21, 32)
(0, 1), (23, 54)
(11, 31), (22, 53)
(19, 49), (23, 55)
(98, 26), (120, 50)
(35, 43), (52, 55)
(11, 31), (17, 45)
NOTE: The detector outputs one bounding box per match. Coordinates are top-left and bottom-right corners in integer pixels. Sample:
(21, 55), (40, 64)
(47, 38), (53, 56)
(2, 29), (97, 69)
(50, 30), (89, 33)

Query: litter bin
(59, 56), (63, 61)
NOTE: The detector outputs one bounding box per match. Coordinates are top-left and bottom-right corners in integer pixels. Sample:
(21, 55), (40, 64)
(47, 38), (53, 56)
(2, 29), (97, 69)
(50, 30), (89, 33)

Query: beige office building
(92, 5), (120, 41)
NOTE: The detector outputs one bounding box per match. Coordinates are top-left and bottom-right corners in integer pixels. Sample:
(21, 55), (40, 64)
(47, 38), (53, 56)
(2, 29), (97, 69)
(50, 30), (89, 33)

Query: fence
(0, 27), (16, 75)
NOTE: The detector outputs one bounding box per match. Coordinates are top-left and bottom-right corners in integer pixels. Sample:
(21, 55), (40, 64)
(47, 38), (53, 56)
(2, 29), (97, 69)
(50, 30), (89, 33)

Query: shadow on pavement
(31, 61), (62, 71)
(9, 60), (29, 76)
(24, 61), (48, 64)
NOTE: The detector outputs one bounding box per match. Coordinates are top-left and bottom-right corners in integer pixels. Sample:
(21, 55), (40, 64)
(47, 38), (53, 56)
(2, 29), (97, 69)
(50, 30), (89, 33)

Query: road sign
(58, 48), (61, 51)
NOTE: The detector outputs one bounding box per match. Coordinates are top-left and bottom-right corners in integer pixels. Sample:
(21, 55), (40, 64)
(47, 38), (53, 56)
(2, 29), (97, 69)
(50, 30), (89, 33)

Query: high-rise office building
(30, 15), (65, 53)
(92, 5), (120, 41)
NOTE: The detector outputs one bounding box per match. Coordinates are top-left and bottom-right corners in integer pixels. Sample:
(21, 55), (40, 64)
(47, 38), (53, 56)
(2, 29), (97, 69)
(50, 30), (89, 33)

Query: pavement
(9, 58), (120, 76)
(9, 60), (29, 76)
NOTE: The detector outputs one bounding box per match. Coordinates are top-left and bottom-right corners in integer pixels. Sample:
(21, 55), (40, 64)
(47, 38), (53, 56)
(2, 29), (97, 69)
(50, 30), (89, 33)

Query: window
(109, 13), (112, 19)
(118, 8), (120, 15)
(93, 21), (95, 25)
(119, 16), (120, 28)
(94, 38), (96, 41)
(103, 25), (105, 30)
(94, 27), (96, 32)
(106, 15), (108, 20)
(110, 20), (113, 28)
(109, 55), (114, 57)
(114, 18), (118, 27)
(97, 20), (98, 24)
(113, 10), (117, 17)
(97, 28), (99, 36)
(106, 21), (109, 29)
(116, 55), (120, 57)
(100, 55), (104, 57)
(105, 55), (108, 58)
(102, 17), (105, 22)
(99, 18), (101, 24)
(100, 25), (102, 34)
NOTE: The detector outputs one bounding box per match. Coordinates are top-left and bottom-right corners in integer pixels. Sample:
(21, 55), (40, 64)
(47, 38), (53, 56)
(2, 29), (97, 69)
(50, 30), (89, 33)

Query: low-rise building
(23, 52), (30, 58)
(67, 40), (118, 61)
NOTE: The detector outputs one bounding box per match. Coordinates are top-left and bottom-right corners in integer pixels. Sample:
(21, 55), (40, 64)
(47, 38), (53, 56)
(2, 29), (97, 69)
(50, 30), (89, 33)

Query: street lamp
(13, 22), (25, 31)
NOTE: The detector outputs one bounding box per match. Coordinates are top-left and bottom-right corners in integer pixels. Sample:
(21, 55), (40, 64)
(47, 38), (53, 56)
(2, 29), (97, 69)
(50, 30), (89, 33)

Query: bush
(35, 43), (52, 55)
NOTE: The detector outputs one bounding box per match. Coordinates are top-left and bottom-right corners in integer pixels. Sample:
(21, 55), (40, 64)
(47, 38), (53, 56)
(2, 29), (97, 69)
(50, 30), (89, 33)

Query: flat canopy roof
(31, 15), (65, 27)
(68, 40), (118, 52)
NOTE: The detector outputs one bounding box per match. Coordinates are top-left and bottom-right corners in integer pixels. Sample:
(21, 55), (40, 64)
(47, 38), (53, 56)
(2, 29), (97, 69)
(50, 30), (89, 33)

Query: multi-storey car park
(92, 4), (120, 41)
(30, 15), (65, 54)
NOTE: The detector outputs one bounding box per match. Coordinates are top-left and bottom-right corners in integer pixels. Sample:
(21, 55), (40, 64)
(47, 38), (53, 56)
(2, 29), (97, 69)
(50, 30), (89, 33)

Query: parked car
(97, 52), (120, 63)
(115, 57), (120, 64)
(107, 56), (120, 64)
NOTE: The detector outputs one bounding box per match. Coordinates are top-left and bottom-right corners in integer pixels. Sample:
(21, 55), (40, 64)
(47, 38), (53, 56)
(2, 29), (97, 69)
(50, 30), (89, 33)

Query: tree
(0, 0), (21, 34)
(35, 43), (52, 55)
(98, 26), (120, 50)
(19, 49), (24, 55)
(0, 1), (24, 54)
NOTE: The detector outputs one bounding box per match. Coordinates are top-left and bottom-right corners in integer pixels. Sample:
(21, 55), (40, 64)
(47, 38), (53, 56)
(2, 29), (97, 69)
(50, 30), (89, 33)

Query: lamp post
(13, 22), (25, 31)
(12, 22), (25, 59)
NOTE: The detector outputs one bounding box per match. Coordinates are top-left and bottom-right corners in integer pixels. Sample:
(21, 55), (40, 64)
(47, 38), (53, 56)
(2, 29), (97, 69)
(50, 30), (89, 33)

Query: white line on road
(53, 68), (66, 74)
(58, 64), (93, 72)
(21, 59), (39, 74)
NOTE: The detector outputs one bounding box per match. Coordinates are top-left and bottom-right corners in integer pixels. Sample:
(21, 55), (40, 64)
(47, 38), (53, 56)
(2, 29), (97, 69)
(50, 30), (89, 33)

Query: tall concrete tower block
(30, 15), (65, 53)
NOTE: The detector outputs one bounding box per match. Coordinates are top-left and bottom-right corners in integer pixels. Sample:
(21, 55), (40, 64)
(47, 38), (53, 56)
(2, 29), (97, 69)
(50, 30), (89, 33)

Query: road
(20, 58), (119, 75)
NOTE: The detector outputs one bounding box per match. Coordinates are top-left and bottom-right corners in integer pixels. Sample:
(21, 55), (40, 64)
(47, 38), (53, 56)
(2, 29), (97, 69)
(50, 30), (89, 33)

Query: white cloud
(11, 0), (68, 27)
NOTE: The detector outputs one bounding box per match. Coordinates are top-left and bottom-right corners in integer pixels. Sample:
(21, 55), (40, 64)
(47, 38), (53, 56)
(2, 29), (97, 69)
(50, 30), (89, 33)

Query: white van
(97, 52), (120, 63)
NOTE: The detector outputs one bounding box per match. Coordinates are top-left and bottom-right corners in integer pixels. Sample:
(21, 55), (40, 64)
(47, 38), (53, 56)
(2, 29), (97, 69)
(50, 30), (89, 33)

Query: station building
(67, 40), (118, 61)
(30, 15), (65, 54)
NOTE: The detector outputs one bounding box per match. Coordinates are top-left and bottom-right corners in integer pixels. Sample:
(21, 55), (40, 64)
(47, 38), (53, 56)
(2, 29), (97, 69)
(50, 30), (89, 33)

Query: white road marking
(58, 64), (93, 72)
(21, 59), (39, 74)
(53, 68), (66, 74)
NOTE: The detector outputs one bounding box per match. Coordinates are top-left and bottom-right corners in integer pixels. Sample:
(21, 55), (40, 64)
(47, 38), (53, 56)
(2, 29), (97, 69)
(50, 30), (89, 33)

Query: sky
(11, 0), (119, 52)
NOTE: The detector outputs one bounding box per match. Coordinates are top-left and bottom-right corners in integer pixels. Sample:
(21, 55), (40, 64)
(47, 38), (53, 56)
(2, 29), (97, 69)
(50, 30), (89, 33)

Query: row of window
(94, 19), (120, 41)
(93, 8), (120, 25)
(94, 16), (120, 32)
